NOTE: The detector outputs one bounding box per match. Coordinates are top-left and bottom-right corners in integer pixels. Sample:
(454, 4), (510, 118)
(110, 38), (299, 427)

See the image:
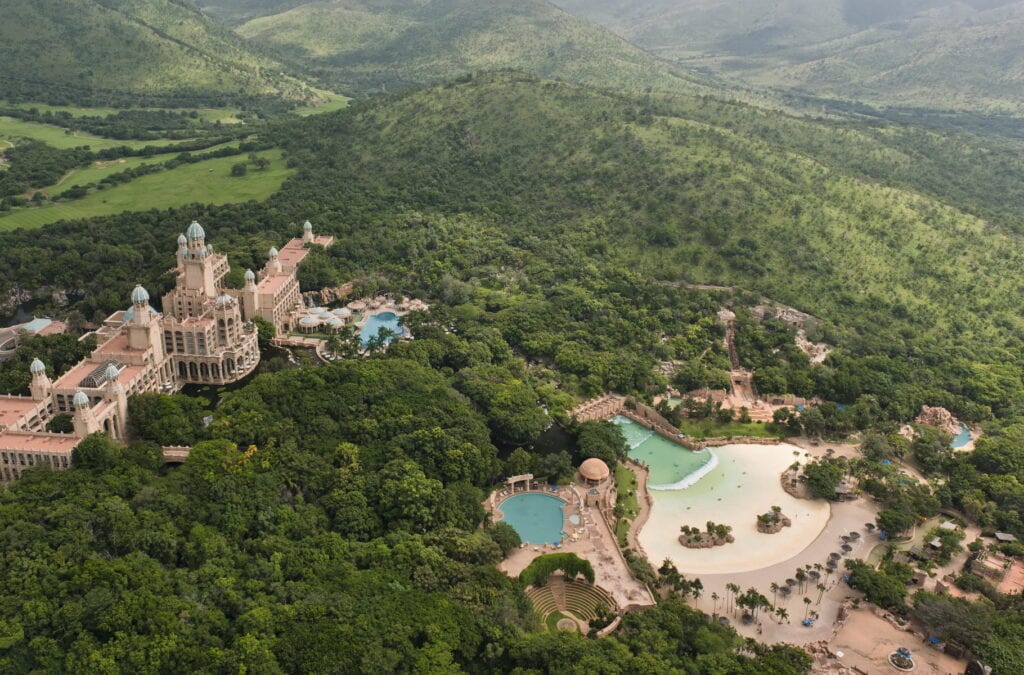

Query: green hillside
(0, 0), (316, 107)
(7, 72), (1024, 413)
(273, 74), (1024, 357)
(552, 0), (1024, 114)
(222, 0), (716, 96)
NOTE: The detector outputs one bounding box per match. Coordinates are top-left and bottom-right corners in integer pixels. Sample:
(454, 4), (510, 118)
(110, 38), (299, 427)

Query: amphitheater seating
(526, 574), (616, 625)
(525, 586), (559, 616)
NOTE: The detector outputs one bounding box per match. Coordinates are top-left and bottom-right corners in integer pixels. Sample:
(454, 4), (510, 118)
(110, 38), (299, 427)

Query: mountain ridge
(199, 0), (719, 97)
(0, 0), (316, 107)
(551, 0), (1024, 114)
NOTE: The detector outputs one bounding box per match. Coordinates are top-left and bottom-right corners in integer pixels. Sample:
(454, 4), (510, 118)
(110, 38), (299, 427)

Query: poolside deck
(491, 482), (655, 611)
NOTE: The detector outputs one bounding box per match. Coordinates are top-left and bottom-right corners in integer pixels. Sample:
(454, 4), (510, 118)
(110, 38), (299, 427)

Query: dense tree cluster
(0, 333), (95, 396)
(0, 356), (813, 672)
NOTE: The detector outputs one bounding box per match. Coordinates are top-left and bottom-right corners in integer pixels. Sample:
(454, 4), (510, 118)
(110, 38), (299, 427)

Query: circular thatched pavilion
(579, 457), (611, 487)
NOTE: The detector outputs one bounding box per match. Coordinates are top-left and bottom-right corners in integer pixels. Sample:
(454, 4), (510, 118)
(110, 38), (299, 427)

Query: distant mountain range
(195, 0), (717, 96)
(551, 0), (1024, 113)
(0, 0), (315, 107)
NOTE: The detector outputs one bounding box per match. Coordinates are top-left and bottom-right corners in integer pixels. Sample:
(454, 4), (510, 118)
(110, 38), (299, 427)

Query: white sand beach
(638, 443), (830, 575)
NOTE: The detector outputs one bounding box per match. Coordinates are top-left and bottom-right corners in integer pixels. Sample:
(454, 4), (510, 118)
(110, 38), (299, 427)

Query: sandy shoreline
(638, 442), (830, 575)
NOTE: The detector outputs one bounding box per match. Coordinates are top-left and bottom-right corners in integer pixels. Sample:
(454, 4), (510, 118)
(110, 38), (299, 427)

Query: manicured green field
(36, 154), (174, 194)
(677, 419), (785, 440)
(0, 149), (290, 230)
(32, 142), (242, 196)
(0, 116), (185, 150)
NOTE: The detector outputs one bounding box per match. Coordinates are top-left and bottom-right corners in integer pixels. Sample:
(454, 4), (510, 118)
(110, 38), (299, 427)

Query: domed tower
(29, 358), (52, 401)
(126, 285), (164, 360)
(302, 220), (314, 244)
(130, 284), (151, 324)
(186, 220), (206, 254)
(176, 233), (188, 266)
(103, 364), (128, 438)
(267, 247), (282, 276)
(72, 390), (100, 436)
(240, 269), (259, 321)
(181, 221), (217, 296)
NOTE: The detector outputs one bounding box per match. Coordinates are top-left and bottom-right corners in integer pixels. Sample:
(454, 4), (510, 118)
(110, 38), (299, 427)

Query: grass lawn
(614, 463), (640, 547)
(0, 116), (185, 150)
(544, 611), (577, 632)
(34, 154), (177, 195)
(0, 149), (291, 230)
(294, 91), (351, 116)
(677, 419), (785, 440)
(32, 142), (242, 196)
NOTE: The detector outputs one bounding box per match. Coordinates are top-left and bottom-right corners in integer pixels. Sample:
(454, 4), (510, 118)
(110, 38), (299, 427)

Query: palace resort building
(0, 220), (332, 481)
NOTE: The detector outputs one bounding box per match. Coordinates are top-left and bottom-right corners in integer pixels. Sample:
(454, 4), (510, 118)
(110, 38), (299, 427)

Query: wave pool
(613, 416), (715, 490)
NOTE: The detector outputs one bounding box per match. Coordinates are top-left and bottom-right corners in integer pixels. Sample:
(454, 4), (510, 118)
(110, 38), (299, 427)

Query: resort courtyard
(491, 480), (654, 612)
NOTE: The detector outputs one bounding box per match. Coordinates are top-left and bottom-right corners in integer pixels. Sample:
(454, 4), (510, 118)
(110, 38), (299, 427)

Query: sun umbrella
(850, 532), (861, 540)
(841, 544), (853, 553)
(786, 578), (796, 586)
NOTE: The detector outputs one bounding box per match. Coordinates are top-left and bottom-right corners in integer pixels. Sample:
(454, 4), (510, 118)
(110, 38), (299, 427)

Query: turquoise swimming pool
(498, 493), (566, 544)
(359, 311), (407, 347)
(951, 423), (972, 449)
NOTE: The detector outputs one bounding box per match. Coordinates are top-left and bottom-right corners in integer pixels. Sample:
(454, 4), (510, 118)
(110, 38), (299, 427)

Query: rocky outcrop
(915, 405), (961, 436)
(302, 283), (354, 307)
(756, 511), (792, 534)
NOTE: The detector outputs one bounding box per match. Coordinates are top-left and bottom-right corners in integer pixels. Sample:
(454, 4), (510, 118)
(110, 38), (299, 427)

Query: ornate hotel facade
(0, 220), (332, 481)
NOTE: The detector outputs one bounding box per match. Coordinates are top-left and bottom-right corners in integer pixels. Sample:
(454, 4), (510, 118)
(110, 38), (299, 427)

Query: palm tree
(803, 597), (812, 620)
(770, 582), (779, 609)
(795, 568), (807, 593)
(745, 587), (759, 620)
(711, 592), (720, 617)
(691, 578), (703, 609)
(775, 607), (789, 624)
(816, 583), (826, 604)
(726, 582), (740, 615)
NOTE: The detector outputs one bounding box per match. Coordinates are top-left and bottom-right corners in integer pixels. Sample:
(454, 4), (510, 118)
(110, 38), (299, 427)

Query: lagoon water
(623, 426), (831, 574)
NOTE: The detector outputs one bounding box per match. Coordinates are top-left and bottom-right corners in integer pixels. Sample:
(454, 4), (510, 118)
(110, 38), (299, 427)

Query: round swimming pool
(498, 493), (566, 544)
